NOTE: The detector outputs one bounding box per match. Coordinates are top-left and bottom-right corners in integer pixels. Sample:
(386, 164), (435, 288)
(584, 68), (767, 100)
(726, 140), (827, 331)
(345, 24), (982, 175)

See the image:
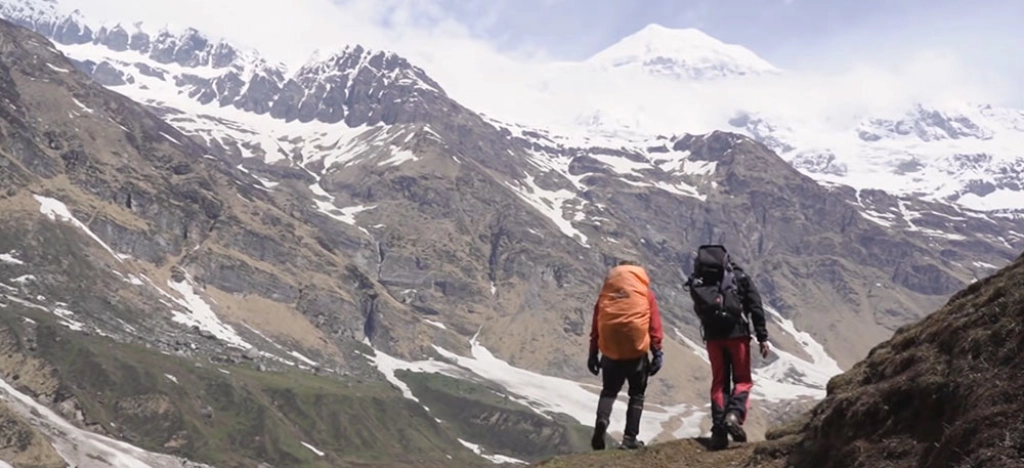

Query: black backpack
(685, 245), (746, 333)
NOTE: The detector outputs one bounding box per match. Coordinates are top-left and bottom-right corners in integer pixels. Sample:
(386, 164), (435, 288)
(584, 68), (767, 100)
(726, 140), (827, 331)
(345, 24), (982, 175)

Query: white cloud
(55, 0), (1021, 134)
(60, 0), (544, 116)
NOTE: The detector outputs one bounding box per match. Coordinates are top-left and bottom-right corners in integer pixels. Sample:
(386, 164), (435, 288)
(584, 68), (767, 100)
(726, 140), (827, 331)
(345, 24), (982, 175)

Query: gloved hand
(587, 350), (601, 376)
(759, 340), (771, 359)
(648, 348), (663, 376)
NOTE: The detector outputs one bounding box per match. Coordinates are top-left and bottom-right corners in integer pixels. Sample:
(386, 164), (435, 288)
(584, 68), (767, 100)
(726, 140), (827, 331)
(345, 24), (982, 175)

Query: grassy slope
(399, 370), (595, 462)
(0, 306), (489, 468)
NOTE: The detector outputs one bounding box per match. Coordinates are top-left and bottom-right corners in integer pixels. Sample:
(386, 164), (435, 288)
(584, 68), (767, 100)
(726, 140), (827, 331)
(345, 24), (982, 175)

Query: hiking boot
(618, 436), (645, 450)
(709, 427), (728, 451)
(591, 418), (609, 450)
(724, 411), (747, 443)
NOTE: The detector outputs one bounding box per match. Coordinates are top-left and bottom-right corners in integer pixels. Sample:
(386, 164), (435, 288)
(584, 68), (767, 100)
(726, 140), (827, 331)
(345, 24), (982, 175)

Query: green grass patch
(398, 370), (594, 463)
(0, 307), (487, 468)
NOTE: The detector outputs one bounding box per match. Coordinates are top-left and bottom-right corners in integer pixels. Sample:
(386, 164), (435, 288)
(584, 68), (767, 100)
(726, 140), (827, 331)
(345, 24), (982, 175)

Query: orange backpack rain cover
(596, 265), (651, 360)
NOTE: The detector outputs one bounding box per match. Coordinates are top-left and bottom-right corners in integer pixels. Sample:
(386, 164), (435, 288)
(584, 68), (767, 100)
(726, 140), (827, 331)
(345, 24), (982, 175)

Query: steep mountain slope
(1, 0), (1023, 459)
(0, 17), (596, 467)
(536, 249), (1024, 467)
(751, 249), (1024, 468)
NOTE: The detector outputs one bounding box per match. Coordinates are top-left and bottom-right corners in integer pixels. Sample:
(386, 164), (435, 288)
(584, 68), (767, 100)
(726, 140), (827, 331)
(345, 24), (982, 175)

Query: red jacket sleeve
(648, 288), (664, 352)
(589, 301), (600, 354)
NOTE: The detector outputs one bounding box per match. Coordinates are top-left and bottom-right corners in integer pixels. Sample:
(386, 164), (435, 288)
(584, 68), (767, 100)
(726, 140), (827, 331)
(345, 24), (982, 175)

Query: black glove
(648, 348), (663, 376)
(587, 350), (601, 376)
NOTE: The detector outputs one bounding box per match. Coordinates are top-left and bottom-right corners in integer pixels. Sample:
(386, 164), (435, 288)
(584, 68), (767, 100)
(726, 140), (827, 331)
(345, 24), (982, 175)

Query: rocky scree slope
(536, 249), (1024, 468)
(0, 18), (595, 467)
(2, 1), (1024, 439)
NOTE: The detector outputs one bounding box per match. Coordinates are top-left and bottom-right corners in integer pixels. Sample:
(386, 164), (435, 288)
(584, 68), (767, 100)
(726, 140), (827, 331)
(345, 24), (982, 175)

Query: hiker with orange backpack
(587, 260), (665, 451)
(685, 245), (770, 450)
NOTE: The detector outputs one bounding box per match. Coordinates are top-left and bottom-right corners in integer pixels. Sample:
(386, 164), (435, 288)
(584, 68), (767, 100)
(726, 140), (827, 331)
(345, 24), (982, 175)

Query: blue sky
(69, 0), (1023, 107)
(433, 0), (1022, 64)
(415, 0), (1023, 105)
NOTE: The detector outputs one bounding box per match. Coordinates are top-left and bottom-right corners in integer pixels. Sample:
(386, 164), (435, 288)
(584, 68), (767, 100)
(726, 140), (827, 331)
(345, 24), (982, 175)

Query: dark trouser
(706, 337), (753, 430)
(595, 354), (649, 438)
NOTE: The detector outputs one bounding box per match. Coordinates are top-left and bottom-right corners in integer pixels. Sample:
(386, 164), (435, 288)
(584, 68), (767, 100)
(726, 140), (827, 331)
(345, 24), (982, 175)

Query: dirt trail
(534, 438), (757, 468)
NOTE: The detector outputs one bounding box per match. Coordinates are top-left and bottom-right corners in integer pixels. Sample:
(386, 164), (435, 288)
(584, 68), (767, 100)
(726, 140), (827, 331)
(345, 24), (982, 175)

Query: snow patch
(160, 132), (181, 145)
(71, 97), (95, 113)
(380, 148), (420, 166)
(361, 347), (462, 403)
(425, 319), (447, 330)
(162, 273), (251, 350)
(289, 351), (318, 367)
(673, 329), (709, 364)
(252, 174), (279, 189)
(0, 252), (24, 265)
(10, 275), (35, 284)
(432, 332), (702, 440)
(503, 174), (588, 247)
(860, 209), (895, 227)
(301, 442), (325, 457)
(52, 306), (85, 331)
(34, 195), (124, 262)
(0, 376), (210, 467)
(306, 175), (374, 236)
(753, 307), (844, 401)
(457, 438), (527, 465)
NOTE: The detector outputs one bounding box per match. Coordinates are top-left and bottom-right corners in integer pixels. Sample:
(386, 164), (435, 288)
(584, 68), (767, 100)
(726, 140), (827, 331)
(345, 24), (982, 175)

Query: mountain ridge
(7, 0), (1023, 217)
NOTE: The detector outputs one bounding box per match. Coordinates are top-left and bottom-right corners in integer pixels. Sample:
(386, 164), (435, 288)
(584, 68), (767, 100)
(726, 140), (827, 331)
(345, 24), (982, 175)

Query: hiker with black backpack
(685, 245), (770, 450)
(587, 260), (665, 451)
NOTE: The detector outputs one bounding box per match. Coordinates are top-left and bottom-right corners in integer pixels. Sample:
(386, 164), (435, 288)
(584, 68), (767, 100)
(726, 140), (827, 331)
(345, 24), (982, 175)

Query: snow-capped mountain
(7, 0), (1020, 217)
(729, 102), (1024, 212)
(586, 23), (779, 81)
(485, 22), (1024, 214)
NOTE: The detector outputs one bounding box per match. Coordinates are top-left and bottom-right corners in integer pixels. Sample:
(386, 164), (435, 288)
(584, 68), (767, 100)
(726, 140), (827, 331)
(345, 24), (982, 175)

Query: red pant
(706, 337), (753, 427)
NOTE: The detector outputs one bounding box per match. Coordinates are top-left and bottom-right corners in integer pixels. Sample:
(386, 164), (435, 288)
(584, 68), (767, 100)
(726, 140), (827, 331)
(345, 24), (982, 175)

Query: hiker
(587, 260), (665, 451)
(685, 245), (770, 450)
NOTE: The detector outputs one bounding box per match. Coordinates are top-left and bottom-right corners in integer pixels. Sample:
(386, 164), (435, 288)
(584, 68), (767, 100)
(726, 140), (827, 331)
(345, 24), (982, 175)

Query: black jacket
(699, 264), (769, 342)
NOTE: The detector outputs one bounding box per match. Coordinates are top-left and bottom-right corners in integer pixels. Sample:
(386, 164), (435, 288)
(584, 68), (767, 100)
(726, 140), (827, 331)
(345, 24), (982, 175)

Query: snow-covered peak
(0, 0), (69, 20)
(301, 45), (404, 72)
(0, 0), (282, 74)
(587, 23), (778, 81)
(296, 44), (446, 96)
